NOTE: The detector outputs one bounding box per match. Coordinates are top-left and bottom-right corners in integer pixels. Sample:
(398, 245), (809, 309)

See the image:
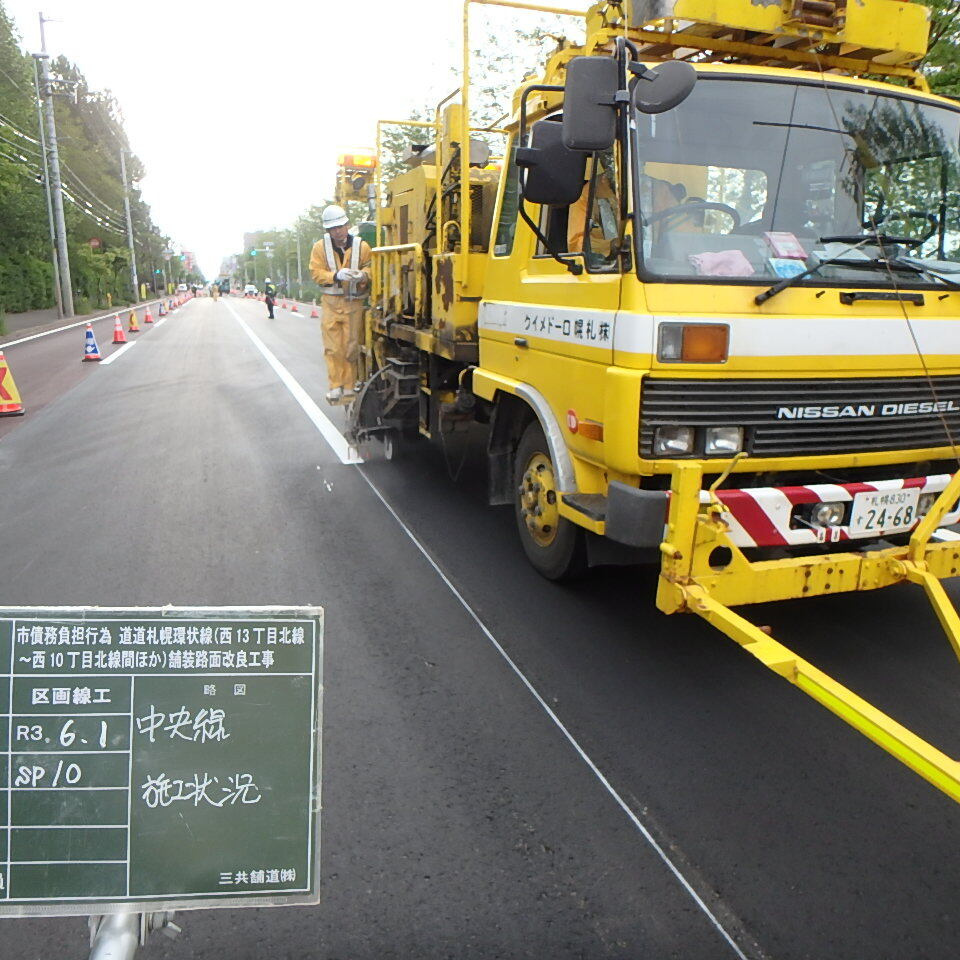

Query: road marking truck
(347, 0), (960, 803)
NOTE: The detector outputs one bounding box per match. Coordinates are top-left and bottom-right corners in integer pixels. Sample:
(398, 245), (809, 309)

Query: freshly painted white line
(227, 295), (749, 958)
(1, 297), (169, 349)
(99, 341), (137, 365)
(356, 468), (750, 960)
(224, 302), (362, 465)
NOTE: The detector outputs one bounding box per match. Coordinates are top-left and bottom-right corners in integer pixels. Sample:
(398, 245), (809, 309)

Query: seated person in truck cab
(562, 149), (621, 269)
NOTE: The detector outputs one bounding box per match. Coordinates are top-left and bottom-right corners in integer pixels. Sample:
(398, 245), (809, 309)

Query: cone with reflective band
(310, 302), (319, 318)
(128, 309), (140, 333)
(82, 323), (102, 362)
(281, 299), (288, 310)
(0, 350), (24, 416)
(112, 314), (127, 344)
(144, 306), (154, 324)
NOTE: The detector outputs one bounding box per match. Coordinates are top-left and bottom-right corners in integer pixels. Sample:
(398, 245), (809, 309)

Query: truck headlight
(654, 425), (694, 455)
(704, 426), (744, 456)
(810, 501), (845, 527)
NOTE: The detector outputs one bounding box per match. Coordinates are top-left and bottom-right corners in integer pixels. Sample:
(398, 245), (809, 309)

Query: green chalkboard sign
(0, 606), (322, 917)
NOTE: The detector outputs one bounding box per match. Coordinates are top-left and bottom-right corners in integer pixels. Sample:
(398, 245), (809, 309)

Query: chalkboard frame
(0, 605), (323, 918)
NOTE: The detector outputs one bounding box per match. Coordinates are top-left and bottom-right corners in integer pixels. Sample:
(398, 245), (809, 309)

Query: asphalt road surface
(0, 294), (957, 959)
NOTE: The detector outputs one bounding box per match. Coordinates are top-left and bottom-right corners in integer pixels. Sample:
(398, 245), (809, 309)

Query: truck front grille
(640, 375), (960, 458)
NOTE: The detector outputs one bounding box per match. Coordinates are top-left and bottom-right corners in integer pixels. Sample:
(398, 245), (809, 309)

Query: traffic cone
(0, 350), (24, 416)
(112, 314), (127, 344)
(144, 306), (154, 324)
(82, 323), (102, 362)
(157, 301), (166, 317)
(291, 302), (301, 314)
(310, 302), (319, 318)
(128, 309), (141, 333)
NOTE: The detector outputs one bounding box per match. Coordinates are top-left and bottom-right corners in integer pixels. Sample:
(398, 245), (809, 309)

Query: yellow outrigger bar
(657, 464), (960, 804)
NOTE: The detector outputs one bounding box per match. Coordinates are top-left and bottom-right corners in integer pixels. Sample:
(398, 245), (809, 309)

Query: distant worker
(309, 204), (372, 405)
(264, 277), (277, 319)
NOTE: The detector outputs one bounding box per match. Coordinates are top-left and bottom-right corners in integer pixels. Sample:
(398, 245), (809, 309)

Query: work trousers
(265, 296), (275, 319)
(320, 295), (364, 391)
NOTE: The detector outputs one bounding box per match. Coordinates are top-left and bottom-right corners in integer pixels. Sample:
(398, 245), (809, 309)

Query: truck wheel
(514, 420), (586, 581)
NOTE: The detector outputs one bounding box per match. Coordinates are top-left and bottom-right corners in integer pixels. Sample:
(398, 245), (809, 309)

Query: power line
(0, 112), (42, 146)
(0, 147), (127, 234)
(0, 132), (40, 160)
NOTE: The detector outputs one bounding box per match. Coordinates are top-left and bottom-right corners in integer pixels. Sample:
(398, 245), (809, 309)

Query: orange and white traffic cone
(128, 309), (141, 333)
(310, 302), (319, 318)
(144, 306), (154, 324)
(82, 323), (102, 362)
(112, 314), (127, 344)
(0, 350), (24, 416)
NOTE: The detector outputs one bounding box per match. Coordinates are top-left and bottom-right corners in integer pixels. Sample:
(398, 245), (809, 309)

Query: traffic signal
(251, 249), (258, 257)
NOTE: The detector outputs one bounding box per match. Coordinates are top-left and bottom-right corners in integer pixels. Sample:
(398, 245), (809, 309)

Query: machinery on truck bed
(346, 0), (960, 803)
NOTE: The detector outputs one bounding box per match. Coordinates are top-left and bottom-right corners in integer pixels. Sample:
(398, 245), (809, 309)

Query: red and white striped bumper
(706, 474), (960, 548)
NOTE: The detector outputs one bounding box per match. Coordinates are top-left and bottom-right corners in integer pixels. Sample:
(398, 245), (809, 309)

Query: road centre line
(99, 341), (137, 365)
(2, 296), (174, 349)
(357, 469), (751, 959)
(225, 302), (362, 465)
(229, 297), (750, 959)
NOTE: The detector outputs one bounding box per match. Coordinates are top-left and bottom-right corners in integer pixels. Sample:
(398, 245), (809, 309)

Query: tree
(922, 0), (960, 97)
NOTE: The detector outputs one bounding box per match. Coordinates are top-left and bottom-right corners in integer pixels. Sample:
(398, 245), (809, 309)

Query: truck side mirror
(516, 119), (587, 208)
(632, 60), (697, 114)
(561, 56), (619, 151)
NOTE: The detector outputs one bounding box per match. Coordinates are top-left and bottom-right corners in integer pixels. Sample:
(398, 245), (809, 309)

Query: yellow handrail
(371, 242), (424, 322)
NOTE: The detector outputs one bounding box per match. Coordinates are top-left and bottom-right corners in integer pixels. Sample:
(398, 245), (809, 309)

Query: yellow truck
(347, 0), (960, 802)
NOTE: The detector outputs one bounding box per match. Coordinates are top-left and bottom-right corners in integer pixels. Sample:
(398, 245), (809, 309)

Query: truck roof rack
(594, 0), (932, 87)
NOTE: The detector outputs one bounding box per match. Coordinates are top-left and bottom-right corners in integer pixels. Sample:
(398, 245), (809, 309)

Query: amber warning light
(338, 152), (377, 171)
(657, 323), (729, 363)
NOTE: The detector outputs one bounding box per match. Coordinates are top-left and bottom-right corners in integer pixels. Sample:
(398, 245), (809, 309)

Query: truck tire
(513, 420), (586, 581)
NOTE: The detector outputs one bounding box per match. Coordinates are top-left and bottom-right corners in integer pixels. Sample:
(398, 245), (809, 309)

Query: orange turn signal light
(338, 152), (377, 170)
(657, 323), (729, 363)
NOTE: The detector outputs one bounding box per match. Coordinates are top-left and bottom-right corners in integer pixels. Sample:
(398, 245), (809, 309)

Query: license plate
(849, 488), (920, 535)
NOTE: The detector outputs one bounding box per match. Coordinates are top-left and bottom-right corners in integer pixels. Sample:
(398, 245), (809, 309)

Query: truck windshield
(632, 76), (960, 286)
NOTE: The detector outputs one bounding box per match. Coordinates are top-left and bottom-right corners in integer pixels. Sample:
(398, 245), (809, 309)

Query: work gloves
(336, 268), (366, 283)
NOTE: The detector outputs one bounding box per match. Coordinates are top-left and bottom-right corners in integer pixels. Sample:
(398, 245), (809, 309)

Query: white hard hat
(322, 204), (349, 229)
(265, 277), (271, 282)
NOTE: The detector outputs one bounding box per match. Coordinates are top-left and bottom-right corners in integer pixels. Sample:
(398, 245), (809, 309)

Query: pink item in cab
(688, 249), (755, 277)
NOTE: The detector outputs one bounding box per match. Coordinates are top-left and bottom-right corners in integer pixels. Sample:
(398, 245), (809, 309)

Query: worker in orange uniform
(309, 205), (372, 404)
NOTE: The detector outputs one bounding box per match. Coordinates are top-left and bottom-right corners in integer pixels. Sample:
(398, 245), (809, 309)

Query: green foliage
(0, 0), (172, 313)
(923, 0), (960, 97)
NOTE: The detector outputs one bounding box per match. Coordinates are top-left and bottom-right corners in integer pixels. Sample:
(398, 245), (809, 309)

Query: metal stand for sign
(88, 912), (182, 960)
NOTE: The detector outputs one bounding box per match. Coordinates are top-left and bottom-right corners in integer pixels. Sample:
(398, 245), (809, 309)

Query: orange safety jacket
(309, 235), (372, 301)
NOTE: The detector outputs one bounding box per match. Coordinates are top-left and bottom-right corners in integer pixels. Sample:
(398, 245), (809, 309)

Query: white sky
(5, 0), (589, 278)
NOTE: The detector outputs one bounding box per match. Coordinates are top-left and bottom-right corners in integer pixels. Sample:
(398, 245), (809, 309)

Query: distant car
(243, 284), (258, 297)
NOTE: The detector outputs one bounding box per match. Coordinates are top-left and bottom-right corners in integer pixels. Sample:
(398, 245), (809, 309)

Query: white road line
(357, 469), (750, 960)
(231, 295), (749, 957)
(1, 297), (171, 349)
(99, 341), (137, 365)
(224, 302), (362, 465)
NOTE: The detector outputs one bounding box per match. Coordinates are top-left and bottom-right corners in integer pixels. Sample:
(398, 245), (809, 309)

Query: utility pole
(37, 12), (73, 317)
(295, 224), (303, 298)
(119, 149), (139, 301)
(31, 55), (62, 319)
